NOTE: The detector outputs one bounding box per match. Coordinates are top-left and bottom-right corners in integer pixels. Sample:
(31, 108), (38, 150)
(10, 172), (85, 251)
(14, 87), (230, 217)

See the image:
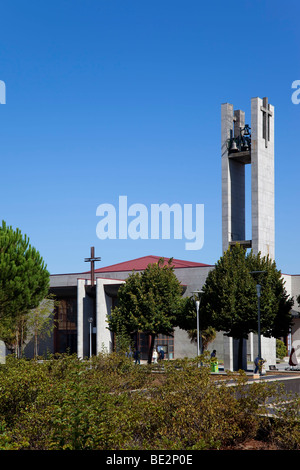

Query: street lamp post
(256, 283), (262, 372)
(250, 271), (266, 375)
(192, 290), (203, 357)
(88, 317), (93, 358)
(195, 299), (200, 357)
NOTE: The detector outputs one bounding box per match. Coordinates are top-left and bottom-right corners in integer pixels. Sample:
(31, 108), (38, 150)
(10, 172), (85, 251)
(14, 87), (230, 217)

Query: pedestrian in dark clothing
(134, 349), (140, 365)
(159, 349), (165, 361)
(254, 356), (260, 374)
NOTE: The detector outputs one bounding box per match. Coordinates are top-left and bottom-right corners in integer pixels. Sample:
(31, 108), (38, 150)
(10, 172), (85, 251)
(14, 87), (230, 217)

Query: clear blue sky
(0, 0), (299, 275)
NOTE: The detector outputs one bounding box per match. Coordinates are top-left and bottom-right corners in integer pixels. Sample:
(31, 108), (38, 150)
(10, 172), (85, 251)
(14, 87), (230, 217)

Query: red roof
(92, 255), (212, 273)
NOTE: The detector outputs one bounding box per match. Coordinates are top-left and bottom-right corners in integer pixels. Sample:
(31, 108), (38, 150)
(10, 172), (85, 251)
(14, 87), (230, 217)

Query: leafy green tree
(27, 294), (58, 358)
(0, 221), (49, 351)
(107, 258), (184, 364)
(200, 244), (293, 369)
(177, 295), (216, 351)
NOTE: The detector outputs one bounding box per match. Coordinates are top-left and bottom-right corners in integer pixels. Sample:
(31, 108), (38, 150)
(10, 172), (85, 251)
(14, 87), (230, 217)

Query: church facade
(46, 96), (299, 368)
(1, 96), (299, 367)
(49, 256), (214, 361)
(46, 253), (300, 369)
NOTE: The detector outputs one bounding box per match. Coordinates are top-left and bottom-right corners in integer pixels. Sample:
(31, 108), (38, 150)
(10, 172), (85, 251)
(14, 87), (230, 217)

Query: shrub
(269, 392), (300, 449)
(0, 353), (298, 450)
(276, 339), (287, 360)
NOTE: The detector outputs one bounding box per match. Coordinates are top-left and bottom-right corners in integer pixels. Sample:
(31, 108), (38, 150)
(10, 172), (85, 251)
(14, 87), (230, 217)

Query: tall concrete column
(96, 278), (124, 354)
(251, 97), (275, 259)
(223, 335), (233, 371)
(221, 104), (247, 253)
(221, 102), (234, 254)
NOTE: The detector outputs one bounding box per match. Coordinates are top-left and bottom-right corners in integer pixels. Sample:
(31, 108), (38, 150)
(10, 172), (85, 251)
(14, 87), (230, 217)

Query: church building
(46, 96), (300, 368)
(1, 96), (299, 368)
(49, 255), (214, 361)
(47, 251), (300, 369)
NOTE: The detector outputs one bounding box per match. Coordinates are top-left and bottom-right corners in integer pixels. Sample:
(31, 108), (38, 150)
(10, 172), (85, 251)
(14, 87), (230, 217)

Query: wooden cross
(260, 97), (272, 148)
(84, 246), (101, 286)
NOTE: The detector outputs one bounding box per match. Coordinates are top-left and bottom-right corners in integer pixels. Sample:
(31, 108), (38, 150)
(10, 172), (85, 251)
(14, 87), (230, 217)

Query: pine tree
(0, 221), (49, 353)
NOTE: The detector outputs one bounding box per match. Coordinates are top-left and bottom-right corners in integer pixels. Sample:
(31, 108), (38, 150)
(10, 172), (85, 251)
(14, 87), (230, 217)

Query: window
(54, 298), (77, 354)
(134, 332), (174, 360)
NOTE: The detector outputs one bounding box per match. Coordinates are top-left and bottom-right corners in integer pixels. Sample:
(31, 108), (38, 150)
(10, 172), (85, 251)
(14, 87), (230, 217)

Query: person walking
(134, 349), (140, 365)
(254, 356), (260, 374)
(159, 348), (165, 361)
(289, 347), (298, 370)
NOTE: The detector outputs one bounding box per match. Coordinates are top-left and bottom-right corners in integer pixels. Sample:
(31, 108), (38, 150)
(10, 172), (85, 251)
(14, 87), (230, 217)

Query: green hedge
(0, 353), (298, 450)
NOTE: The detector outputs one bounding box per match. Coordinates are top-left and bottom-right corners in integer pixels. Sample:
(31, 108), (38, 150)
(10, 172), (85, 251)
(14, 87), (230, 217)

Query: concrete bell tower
(221, 97), (275, 259)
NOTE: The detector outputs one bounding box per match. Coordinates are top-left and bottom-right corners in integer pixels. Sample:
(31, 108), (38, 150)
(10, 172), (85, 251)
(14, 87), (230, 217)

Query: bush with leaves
(270, 394), (300, 450)
(276, 339), (287, 360)
(0, 353), (298, 450)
